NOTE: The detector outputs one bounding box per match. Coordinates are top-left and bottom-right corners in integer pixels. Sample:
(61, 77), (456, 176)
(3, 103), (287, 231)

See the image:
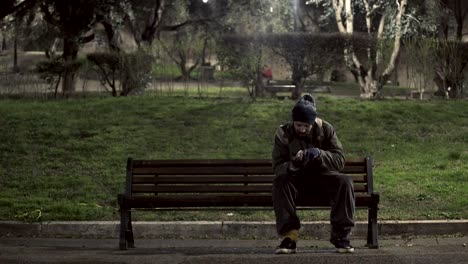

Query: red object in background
(262, 66), (273, 79)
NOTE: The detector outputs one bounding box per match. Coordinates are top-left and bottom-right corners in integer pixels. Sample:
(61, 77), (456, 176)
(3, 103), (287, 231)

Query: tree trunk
(54, 75), (61, 99)
(434, 78), (446, 99)
(121, 76), (131, 96)
(178, 54), (190, 81)
(332, 0), (406, 99)
(291, 68), (304, 100)
(201, 37), (208, 65)
(13, 34), (19, 73)
(357, 74), (380, 99)
(255, 68), (264, 98)
(101, 20), (120, 52)
(62, 68), (78, 97)
(434, 72), (464, 99)
(61, 37), (80, 97)
(290, 59), (304, 100)
(292, 82), (304, 100)
(141, 0), (166, 45)
(45, 38), (60, 58)
(1, 30), (6, 51)
(433, 40), (468, 99)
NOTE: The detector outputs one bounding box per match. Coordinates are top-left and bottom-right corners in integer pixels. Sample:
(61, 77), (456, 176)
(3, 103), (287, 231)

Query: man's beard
(295, 131), (308, 139)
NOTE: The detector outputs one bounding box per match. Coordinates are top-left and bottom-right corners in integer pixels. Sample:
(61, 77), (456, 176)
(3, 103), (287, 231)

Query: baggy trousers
(272, 170), (355, 242)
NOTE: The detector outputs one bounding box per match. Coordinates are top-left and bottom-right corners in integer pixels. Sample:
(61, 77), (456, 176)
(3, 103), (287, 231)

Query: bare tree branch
(381, 0), (408, 79)
(1, 0), (37, 20)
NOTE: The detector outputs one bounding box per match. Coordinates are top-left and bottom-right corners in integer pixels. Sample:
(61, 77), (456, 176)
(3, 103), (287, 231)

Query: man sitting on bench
(272, 94), (355, 254)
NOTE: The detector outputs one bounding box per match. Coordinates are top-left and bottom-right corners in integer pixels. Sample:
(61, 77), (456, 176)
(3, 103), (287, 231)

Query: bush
(120, 50), (154, 96)
(35, 57), (83, 97)
(87, 50), (154, 96)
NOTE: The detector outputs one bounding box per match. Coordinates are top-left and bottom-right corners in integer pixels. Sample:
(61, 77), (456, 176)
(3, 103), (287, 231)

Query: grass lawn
(0, 93), (466, 222)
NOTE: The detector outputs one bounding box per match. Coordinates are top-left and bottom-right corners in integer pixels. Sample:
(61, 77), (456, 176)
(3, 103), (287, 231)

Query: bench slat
(132, 166), (274, 175)
(132, 185), (272, 193)
(133, 175), (274, 184)
(132, 159), (366, 167)
(121, 194), (374, 208)
(132, 175), (367, 184)
(133, 166), (366, 175)
(131, 184), (368, 193)
(340, 166), (366, 173)
(132, 160), (273, 167)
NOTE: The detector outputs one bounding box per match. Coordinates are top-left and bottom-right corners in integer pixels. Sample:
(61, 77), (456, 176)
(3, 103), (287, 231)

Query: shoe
(275, 237), (297, 254)
(333, 238), (354, 253)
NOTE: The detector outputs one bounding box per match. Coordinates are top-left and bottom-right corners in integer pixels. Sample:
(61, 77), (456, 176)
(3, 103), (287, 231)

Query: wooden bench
(117, 157), (380, 250)
(264, 81), (331, 97)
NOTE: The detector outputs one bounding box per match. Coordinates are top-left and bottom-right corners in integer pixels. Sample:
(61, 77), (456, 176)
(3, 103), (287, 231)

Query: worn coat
(272, 118), (345, 178)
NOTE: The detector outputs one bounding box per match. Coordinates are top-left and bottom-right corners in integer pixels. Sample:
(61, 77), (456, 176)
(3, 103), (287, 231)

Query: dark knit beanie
(292, 94), (317, 124)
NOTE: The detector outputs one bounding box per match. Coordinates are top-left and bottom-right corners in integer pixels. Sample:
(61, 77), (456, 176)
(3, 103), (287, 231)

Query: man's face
(293, 121), (313, 138)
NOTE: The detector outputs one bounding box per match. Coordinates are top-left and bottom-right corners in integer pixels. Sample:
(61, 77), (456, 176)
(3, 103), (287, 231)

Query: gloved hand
(303, 147), (321, 163)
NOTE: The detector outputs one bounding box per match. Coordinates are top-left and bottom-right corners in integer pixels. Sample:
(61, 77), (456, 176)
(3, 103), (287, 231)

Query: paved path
(2, 220), (467, 240)
(1, 237), (467, 264)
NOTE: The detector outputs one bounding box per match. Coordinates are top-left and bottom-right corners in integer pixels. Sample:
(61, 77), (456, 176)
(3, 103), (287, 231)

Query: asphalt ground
(1, 220), (467, 264)
(0, 237), (467, 264)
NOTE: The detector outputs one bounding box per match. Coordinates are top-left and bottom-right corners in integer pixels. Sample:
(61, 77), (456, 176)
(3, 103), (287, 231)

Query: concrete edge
(0, 220), (467, 240)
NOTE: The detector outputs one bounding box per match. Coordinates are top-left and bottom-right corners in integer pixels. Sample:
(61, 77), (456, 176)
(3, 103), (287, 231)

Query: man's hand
(288, 150), (304, 172)
(303, 148), (321, 163)
(294, 150), (304, 162)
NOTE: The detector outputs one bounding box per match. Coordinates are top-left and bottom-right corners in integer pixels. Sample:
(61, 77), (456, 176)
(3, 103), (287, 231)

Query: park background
(0, 0), (467, 223)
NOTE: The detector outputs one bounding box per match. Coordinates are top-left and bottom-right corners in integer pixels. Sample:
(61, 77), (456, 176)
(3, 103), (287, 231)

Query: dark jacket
(272, 118), (345, 178)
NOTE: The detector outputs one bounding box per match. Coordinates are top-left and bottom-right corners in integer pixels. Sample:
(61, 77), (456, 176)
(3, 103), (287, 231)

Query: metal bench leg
(367, 207), (379, 249)
(126, 211), (135, 248)
(119, 207), (128, 250)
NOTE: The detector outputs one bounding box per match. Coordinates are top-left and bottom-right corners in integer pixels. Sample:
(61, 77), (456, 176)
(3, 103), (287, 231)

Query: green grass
(152, 63), (240, 81)
(152, 85), (249, 98)
(0, 94), (466, 222)
(153, 64), (181, 78)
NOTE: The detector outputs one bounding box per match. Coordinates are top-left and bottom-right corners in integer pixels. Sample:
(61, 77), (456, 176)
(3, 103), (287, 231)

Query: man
(272, 94), (355, 254)
(262, 65), (273, 86)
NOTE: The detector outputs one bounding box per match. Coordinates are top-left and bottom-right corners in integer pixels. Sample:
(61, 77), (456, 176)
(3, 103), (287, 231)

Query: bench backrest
(125, 157), (374, 199)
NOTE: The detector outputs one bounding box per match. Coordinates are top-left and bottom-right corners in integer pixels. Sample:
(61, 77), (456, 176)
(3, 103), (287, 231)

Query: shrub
(35, 57), (82, 97)
(87, 50), (154, 96)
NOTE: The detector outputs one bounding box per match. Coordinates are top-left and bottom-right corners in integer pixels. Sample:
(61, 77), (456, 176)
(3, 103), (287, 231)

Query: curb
(1, 220), (467, 239)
